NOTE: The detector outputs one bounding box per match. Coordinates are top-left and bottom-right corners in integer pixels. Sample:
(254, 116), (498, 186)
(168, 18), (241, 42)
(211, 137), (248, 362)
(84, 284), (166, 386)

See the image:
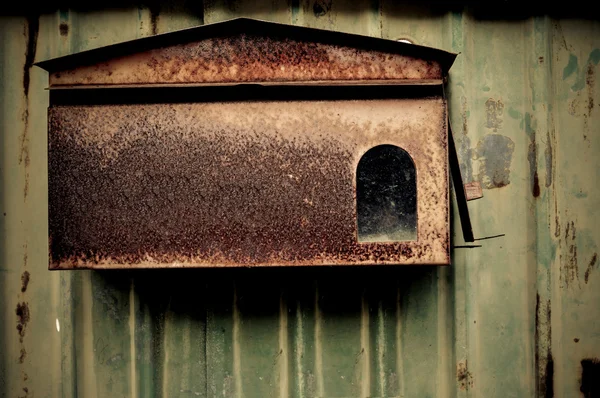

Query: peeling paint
(508, 107), (522, 120)
(570, 49), (600, 92)
(485, 98), (504, 132)
(563, 54), (578, 80)
(458, 96), (473, 182)
(474, 134), (515, 189)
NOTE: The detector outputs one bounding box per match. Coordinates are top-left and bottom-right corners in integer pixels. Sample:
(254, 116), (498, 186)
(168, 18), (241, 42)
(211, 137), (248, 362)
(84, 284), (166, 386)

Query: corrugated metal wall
(1, 2), (599, 397)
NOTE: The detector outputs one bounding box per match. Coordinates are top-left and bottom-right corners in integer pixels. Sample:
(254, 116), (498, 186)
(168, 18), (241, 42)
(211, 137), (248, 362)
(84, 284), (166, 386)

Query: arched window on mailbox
(36, 18), (458, 269)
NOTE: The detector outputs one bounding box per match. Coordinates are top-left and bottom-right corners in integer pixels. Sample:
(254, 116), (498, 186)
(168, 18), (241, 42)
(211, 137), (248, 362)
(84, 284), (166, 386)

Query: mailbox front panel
(48, 98), (448, 268)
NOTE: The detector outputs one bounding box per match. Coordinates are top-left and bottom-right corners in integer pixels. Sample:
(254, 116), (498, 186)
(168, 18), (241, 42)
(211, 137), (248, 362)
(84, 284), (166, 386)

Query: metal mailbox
(37, 18), (457, 269)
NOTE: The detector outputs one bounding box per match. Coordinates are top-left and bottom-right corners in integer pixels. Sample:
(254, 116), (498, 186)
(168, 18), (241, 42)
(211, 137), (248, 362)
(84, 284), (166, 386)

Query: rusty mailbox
(37, 18), (457, 269)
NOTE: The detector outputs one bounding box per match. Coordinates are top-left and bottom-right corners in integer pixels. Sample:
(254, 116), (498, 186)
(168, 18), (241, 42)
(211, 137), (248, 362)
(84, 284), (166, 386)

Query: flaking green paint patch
(563, 54), (578, 79)
(571, 49), (600, 92)
(589, 48), (600, 65)
(538, 230), (558, 271)
(521, 112), (536, 140)
(572, 75), (587, 91)
(508, 107), (523, 120)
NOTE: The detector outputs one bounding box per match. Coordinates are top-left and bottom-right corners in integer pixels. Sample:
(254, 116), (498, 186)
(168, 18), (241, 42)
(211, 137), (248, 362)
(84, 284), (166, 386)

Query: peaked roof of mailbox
(36, 17), (457, 87)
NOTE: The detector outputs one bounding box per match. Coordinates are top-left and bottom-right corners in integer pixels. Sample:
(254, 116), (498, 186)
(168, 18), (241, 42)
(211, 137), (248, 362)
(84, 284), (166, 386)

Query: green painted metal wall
(1, 2), (599, 397)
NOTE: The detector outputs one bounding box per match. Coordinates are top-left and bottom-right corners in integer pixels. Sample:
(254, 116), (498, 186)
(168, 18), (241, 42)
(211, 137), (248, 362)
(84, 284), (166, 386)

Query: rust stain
(535, 293), (553, 398)
(522, 112), (540, 197)
(59, 22), (69, 36)
(554, 197), (560, 238)
(149, 6), (159, 35)
(20, 16), (38, 201)
(528, 131), (540, 197)
(587, 63), (595, 116)
(49, 33), (443, 86)
(313, 0), (332, 17)
(562, 221), (579, 288)
(22, 16), (38, 97)
(19, 348), (27, 364)
(581, 358), (600, 398)
(532, 172), (540, 197)
(545, 131), (553, 188)
(48, 99), (449, 268)
(485, 98), (504, 132)
(457, 361), (473, 390)
(544, 356), (555, 398)
(16, 302), (30, 343)
(584, 253), (598, 284)
(20, 271), (30, 292)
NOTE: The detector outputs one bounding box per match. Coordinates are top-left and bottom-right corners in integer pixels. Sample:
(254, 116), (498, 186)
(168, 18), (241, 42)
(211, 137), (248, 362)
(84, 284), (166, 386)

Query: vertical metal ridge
(529, 15), (553, 398)
(376, 300), (386, 396)
(541, 16), (559, 398)
(128, 279), (137, 398)
(360, 291), (371, 397)
(447, 8), (470, 398)
(314, 284), (324, 397)
(462, 9), (480, 398)
(437, 267), (452, 398)
(80, 272), (98, 398)
(395, 287), (405, 398)
(295, 299), (305, 398)
(232, 284), (243, 398)
(59, 273), (78, 398)
(279, 292), (289, 398)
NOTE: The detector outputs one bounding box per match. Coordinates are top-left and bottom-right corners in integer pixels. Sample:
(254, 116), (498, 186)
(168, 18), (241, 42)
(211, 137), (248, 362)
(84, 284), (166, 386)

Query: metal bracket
(448, 119), (475, 243)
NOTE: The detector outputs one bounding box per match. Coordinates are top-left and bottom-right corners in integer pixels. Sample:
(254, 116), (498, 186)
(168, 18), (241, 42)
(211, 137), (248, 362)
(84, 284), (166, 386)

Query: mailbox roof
(36, 17), (457, 87)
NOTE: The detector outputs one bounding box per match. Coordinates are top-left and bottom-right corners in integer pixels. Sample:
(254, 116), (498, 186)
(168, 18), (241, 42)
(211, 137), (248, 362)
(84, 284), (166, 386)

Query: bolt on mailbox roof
(36, 17), (457, 87)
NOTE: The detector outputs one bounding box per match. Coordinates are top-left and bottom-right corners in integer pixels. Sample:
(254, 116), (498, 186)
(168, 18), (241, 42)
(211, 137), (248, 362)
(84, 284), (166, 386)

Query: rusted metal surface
(464, 182), (483, 201)
(48, 98), (449, 268)
(36, 18), (455, 87)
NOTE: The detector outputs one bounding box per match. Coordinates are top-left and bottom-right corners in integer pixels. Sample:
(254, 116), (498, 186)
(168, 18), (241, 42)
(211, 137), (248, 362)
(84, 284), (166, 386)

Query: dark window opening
(357, 145), (417, 242)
